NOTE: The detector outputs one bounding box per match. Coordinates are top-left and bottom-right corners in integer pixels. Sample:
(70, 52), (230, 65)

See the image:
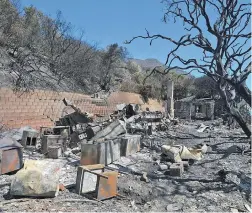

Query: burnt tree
(126, 0), (251, 137)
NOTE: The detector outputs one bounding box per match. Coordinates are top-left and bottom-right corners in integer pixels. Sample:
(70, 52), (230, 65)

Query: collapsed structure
(0, 86), (170, 200)
(174, 96), (215, 120)
(1, 81), (249, 210)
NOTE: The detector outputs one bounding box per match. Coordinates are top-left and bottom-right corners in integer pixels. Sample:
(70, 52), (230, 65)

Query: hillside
(129, 58), (164, 69)
(129, 58), (190, 76)
(0, 0), (195, 101)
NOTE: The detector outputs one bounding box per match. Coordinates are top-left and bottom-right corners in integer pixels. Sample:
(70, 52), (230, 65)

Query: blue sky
(20, 0), (251, 87)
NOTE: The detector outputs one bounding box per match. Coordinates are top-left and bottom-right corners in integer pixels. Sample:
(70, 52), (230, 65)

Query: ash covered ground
(0, 120), (251, 212)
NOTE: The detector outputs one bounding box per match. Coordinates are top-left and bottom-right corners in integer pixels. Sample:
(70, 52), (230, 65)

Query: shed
(174, 96), (215, 120)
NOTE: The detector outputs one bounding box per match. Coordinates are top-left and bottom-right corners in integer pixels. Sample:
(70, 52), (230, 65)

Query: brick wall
(0, 87), (115, 130)
(0, 88), (164, 130)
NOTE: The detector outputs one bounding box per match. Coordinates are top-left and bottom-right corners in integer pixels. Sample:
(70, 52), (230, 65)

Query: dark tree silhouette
(126, 0), (251, 137)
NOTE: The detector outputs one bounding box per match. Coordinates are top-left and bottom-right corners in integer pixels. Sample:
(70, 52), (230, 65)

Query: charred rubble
(0, 98), (251, 212)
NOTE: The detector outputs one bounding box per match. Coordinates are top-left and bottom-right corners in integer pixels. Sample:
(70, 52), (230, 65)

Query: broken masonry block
(181, 160), (189, 171)
(21, 130), (39, 149)
(140, 172), (149, 183)
(169, 162), (184, 177)
(180, 146), (203, 160)
(58, 183), (66, 191)
(159, 164), (169, 171)
(161, 145), (182, 162)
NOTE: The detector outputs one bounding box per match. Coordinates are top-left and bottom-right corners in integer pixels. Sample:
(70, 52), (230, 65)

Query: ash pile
(0, 98), (251, 212)
(0, 98), (169, 200)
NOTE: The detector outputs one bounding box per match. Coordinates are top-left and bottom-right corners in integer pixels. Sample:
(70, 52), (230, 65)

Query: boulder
(10, 159), (60, 198)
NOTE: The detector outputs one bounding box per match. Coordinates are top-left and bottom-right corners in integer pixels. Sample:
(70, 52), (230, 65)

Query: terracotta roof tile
(71, 91), (164, 118)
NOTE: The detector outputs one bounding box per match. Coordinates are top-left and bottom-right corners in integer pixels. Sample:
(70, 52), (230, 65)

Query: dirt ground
(0, 120), (251, 212)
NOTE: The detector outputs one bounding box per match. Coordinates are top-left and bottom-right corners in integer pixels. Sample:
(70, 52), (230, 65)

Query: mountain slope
(129, 58), (189, 76)
(129, 58), (164, 69)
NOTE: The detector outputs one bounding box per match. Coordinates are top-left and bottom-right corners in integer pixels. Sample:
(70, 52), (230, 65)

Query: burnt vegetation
(0, 0), (130, 93)
(126, 0), (251, 137)
(0, 0), (250, 136)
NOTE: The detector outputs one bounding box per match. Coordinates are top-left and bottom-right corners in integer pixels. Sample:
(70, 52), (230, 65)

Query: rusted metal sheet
(80, 143), (99, 165)
(76, 164), (105, 195)
(1, 148), (23, 175)
(120, 135), (141, 156)
(99, 139), (121, 165)
(96, 171), (118, 200)
(80, 139), (121, 166)
(41, 135), (68, 155)
(76, 164), (118, 200)
(0, 137), (23, 175)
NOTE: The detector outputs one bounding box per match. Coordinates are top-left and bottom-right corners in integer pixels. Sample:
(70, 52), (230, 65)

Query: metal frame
(76, 164), (118, 201)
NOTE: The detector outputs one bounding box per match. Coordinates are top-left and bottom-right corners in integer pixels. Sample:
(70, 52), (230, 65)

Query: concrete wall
(175, 100), (214, 120)
(174, 101), (191, 119)
(192, 101), (214, 120)
(0, 87), (115, 130)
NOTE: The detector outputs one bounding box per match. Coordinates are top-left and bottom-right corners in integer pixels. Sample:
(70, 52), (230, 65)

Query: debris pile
(158, 144), (208, 176)
(0, 98), (251, 212)
(0, 99), (165, 199)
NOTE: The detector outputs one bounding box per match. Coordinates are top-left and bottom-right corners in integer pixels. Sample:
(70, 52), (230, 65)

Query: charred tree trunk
(235, 84), (251, 107)
(218, 87), (251, 138)
(229, 107), (251, 138)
